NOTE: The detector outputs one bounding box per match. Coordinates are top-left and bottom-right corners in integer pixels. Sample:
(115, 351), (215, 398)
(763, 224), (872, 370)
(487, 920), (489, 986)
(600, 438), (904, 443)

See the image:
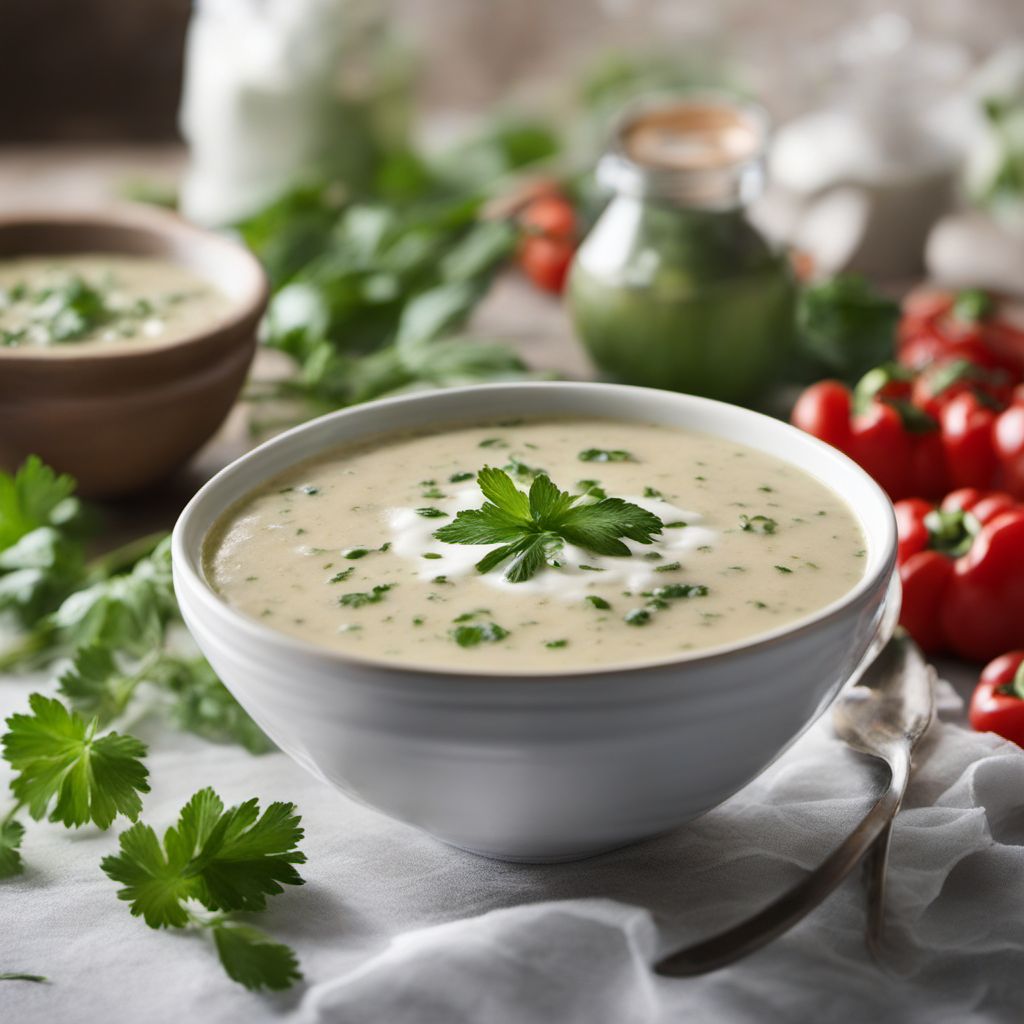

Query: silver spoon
(655, 631), (935, 977)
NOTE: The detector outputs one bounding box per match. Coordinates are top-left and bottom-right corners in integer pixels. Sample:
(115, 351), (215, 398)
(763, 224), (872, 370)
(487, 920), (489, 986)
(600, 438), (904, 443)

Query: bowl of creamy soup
(173, 382), (897, 861)
(0, 205), (268, 496)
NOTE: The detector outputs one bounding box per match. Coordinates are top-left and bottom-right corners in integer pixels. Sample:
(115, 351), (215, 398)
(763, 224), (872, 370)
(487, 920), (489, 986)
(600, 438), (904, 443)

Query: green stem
(0, 627), (54, 673)
(86, 531), (167, 582)
(1, 802), (24, 828)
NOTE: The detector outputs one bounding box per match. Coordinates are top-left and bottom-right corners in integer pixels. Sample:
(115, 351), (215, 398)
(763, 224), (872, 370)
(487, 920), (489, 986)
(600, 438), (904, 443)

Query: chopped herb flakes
(624, 608), (652, 626)
(339, 584), (394, 607)
(415, 508), (448, 518)
(450, 622), (509, 647)
(774, 565), (793, 574)
(654, 562), (681, 573)
(545, 639), (568, 649)
(449, 471), (474, 482)
(329, 567), (355, 583)
(585, 595), (612, 610)
(578, 449), (634, 463)
(739, 514), (778, 535)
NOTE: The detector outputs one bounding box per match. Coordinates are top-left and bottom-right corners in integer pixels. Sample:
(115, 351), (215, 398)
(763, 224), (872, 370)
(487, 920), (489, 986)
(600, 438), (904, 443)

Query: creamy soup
(204, 419), (866, 672)
(0, 254), (231, 352)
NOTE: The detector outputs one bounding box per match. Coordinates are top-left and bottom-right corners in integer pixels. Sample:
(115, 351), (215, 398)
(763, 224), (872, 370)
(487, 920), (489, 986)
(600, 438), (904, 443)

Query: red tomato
(519, 196), (576, 242)
(517, 195), (577, 294)
(969, 651), (1024, 747)
(519, 237), (575, 294)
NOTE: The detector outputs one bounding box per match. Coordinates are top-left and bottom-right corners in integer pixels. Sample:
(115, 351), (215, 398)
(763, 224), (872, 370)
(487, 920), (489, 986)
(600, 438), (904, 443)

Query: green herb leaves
(578, 448), (633, 463)
(339, 583), (394, 607)
(739, 514), (778, 535)
(101, 787), (305, 991)
(434, 467), (663, 583)
(2, 694), (149, 829)
(0, 818), (25, 879)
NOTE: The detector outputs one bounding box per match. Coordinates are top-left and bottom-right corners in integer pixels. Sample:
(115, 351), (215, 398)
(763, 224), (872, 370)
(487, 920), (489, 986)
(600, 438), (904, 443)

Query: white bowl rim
(172, 381), (897, 681)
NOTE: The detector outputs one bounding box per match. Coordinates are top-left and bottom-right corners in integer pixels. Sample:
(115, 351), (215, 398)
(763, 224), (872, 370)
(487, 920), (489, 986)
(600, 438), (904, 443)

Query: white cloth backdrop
(2, 667), (1022, 1024)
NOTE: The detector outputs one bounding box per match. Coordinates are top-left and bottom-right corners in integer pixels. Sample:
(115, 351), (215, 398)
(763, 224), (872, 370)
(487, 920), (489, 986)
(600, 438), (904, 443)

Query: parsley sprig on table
(101, 787), (305, 991)
(0, 694), (151, 879)
(433, 467), (663, 583)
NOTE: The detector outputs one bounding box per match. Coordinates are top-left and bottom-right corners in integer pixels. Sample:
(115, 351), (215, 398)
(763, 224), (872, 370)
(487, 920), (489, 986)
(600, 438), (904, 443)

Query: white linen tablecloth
(2, 667), (1022, 1024)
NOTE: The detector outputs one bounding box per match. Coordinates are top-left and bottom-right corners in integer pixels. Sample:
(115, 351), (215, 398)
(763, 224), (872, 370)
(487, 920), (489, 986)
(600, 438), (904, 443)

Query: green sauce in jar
(569, 94), (795, 405)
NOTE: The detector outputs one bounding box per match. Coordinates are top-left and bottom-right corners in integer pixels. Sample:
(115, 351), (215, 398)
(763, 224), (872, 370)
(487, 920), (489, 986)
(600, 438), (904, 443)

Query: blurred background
(2, 0), (1023, 140)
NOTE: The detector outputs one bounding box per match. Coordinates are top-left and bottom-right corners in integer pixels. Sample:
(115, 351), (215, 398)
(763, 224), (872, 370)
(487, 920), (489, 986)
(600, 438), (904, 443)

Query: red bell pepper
(793, 364), (1024, 501)
(895, 489), (1024, 661)
(899, 287), (1024, 381)
(969, 651), (1024, 747)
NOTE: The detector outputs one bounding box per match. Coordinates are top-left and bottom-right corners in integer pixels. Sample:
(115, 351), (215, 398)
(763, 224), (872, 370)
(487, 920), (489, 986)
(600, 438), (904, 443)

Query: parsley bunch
(434, 467), (664, 582)
(0, 460), (269, 754)
(101, 787), (305, 991)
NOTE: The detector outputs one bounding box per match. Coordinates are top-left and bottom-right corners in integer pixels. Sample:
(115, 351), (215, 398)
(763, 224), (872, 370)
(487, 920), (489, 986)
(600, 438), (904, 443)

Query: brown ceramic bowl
(0, 205), (268, 497)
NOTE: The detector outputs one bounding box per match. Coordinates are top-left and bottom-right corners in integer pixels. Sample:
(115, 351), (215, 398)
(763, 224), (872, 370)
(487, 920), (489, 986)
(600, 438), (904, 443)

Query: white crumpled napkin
(3, 673), (1022, 1024)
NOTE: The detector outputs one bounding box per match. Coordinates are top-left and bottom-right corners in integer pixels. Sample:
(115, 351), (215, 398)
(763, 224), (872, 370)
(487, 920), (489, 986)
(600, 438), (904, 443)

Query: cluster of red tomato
(793, 288), (1024, 746)
(514, 193), (578, 294)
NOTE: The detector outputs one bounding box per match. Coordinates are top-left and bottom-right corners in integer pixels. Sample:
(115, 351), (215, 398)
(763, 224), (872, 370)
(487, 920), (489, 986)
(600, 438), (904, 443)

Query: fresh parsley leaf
(212, 923), (303, 992)
(156, 657), (272, 755)
(101, 788), (304, 990)
(2, 694), (149, 829)
(434, 468), (662, 582)
(101, 787), (305, 928)
(57, 644), (135, 725)
(739, 515), (778, 535)
(0, 456), (81, 549)
(0, 818), (25, 878)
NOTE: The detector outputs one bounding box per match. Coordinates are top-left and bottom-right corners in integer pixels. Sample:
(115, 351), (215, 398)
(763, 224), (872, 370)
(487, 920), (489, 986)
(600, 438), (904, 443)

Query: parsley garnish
(449, 471), (474, 482)
(433, 467), (663, 583)
(101, 787), (304, 991)
(585, 595), (612, 610)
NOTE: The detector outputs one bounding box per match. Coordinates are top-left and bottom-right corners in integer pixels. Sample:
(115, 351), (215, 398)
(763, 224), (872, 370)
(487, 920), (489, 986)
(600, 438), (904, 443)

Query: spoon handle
(654, 751), (906, 978)
(863, 744), (910, 959)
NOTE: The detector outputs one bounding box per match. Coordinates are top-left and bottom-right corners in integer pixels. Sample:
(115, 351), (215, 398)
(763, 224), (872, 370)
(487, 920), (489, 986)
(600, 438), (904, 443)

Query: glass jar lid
(597, 92), (769, 209)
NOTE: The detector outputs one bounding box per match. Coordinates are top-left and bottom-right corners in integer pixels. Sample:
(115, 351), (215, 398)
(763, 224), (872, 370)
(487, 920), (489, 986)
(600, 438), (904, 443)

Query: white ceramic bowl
(172, 382), (897, 862)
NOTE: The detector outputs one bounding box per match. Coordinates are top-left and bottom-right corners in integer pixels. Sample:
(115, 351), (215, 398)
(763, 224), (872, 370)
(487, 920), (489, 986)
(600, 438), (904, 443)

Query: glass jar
(568, 94), (795, 405)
